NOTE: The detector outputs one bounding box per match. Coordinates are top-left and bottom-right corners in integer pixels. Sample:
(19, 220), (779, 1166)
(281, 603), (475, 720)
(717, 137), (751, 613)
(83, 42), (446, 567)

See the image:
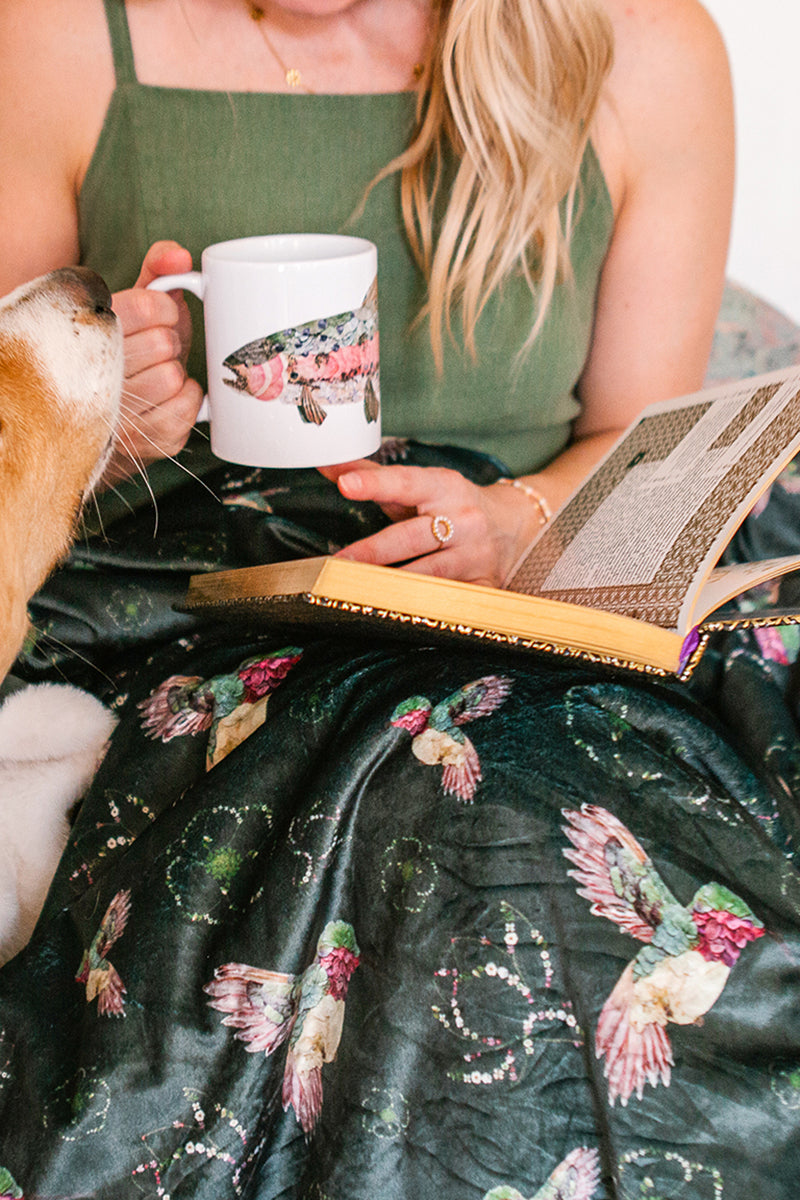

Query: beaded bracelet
(497, 476), (553, 526)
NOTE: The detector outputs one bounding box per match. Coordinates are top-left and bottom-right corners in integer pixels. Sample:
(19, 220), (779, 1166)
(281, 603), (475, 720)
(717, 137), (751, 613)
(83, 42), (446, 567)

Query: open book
(183, 366), (800, 678)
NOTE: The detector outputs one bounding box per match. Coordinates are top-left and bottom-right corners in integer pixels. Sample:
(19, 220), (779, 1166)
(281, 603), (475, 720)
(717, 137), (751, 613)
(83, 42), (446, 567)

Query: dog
(0, 266), (123, 964)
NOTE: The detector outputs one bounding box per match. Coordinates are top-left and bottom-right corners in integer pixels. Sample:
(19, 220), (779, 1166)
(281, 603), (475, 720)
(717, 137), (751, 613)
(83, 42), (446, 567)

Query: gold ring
(431, 514), (454, 547)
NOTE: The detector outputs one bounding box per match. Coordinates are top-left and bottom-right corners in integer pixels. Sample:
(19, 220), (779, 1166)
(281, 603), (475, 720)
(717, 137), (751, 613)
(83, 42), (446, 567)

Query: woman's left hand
(319, 460), (544, 587)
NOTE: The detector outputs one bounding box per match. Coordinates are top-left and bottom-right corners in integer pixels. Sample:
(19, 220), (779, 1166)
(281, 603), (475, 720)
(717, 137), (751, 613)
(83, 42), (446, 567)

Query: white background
(702, 0), (800, 323)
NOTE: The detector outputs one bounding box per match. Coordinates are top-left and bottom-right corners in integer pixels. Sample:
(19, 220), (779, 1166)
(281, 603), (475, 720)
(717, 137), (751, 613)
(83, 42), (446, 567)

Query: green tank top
(81, 0), (613, 481)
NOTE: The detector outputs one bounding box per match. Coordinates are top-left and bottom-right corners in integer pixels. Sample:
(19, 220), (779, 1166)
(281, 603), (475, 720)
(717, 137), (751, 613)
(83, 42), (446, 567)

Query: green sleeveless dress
(81, 0), (613, 480)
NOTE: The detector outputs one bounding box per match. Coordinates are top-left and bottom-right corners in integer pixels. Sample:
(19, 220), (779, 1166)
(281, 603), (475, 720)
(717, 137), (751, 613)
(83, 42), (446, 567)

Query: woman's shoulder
(593, 0), (732, 210)
(599, 0), (730, 114)
(599, 0), (727, 53)
(0, 0), (113, 130)
(0, 0), (112, 74)
(0, 0), (115, 291)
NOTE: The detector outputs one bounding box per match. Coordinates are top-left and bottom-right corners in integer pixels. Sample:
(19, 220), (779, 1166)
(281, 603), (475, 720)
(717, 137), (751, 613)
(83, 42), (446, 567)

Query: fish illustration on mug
(222, 277), (380, 426)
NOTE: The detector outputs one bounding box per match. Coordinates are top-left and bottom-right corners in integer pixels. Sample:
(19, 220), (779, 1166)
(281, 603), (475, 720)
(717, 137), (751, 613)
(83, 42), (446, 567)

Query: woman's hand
(319, 460), (546, 587)
(101, 241), (204, 487)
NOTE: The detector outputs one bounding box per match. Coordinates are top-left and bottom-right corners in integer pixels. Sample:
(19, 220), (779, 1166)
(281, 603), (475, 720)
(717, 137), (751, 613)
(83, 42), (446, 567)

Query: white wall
(702, 0), (800, 323)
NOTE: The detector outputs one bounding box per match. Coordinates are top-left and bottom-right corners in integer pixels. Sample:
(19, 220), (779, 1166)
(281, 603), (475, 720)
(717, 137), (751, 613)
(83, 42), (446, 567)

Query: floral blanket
(0, 436), (798, 1198)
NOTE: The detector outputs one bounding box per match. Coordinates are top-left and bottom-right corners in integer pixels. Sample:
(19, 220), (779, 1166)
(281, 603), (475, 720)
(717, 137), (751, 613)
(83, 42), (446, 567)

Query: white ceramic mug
(148, 233), (381, 468)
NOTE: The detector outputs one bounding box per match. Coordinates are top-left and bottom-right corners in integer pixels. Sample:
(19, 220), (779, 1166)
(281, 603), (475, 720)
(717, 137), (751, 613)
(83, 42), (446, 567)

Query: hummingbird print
(75, 888), (131, 1017)
(483, 1146), (601, 1200)
(390, 675), (512, 802)
(0, 1167), (22, 1200)
(222, 278), (379, 426)
(138, 648), (303, 769)
(204, 920), (360, 1134)
(562, 804), (765, 1106)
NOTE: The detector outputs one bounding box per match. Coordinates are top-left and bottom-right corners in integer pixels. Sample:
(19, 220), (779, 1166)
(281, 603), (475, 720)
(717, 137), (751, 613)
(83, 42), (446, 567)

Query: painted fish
(223, 278), (380, 425)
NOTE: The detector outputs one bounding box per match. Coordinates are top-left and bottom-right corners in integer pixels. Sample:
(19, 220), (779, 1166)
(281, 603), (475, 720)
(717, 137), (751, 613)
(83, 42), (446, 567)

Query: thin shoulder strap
(102, 0), (137, 85)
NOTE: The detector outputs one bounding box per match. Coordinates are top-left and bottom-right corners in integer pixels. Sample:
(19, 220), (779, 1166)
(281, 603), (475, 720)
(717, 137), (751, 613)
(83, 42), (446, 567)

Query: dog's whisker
(75, 491), (108, 543)
(25, 627), (117, 689)
(115, 389), (220, 502)
(109, 423), (161, 536)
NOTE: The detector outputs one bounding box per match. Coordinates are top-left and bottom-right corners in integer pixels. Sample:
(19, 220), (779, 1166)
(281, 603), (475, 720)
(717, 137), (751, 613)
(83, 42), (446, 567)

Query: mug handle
(146, 271), (205, 299)
(146, 272), (210, 422)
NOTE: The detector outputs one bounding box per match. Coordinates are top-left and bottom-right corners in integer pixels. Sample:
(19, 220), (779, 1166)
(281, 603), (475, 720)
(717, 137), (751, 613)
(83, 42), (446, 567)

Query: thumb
(134, 240), (193, 289)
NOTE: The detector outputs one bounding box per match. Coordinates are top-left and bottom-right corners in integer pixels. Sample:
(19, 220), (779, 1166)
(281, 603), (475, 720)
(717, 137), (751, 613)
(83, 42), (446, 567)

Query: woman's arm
(326, 0), (735, 584)
(540, 0), (735, 500)
(0, 0), (202, 486)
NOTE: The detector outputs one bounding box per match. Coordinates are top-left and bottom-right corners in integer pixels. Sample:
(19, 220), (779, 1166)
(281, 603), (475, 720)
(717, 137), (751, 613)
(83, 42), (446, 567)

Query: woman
(1, 2), (798, 1198)
(0, 0), (733, 584)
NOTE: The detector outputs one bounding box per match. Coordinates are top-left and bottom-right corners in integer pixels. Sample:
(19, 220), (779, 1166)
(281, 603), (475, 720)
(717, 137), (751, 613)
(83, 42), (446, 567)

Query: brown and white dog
(0, 267), (124, 963)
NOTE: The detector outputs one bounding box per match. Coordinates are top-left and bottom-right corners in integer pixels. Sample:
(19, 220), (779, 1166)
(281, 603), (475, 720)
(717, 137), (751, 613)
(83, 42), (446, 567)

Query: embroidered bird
(223, 278), (379, 426)
(75, 888), (131, 1017)
(204, 920), (360, 1134)
(483, 1146), (601, 1200)
(562, 804), (765, 1106)
(138, 648), (303, 769)
(390, 675), (512, 802)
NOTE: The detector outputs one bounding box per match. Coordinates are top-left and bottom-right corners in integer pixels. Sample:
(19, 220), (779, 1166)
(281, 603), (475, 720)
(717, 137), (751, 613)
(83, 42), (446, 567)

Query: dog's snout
(49, 267), (114, 318)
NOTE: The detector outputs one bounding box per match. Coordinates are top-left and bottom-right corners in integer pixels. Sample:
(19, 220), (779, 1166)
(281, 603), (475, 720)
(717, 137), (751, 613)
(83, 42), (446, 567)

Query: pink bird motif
(390, 675), (512, 802)
(75, 888), (131, 1017)
(204, 920), (360, 1134)
(138, 647), (303, 769)
(483, 1146), (601, 1200)
(562, 804), (765, 1106)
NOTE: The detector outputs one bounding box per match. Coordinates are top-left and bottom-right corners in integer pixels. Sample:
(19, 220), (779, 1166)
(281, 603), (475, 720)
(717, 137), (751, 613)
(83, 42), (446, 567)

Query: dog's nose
(49, 266), (115, 317)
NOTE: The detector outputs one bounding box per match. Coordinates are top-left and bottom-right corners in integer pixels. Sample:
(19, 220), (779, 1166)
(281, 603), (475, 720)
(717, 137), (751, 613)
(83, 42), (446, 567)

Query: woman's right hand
(102, 241), (205, 487)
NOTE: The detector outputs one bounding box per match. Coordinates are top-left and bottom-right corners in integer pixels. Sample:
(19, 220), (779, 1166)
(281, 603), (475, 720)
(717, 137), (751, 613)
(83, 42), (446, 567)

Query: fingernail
(339, 472), (361, 494)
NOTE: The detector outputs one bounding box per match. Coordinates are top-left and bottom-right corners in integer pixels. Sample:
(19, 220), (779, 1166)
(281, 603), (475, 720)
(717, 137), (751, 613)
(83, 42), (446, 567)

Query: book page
(692, 554), (800, 623)
(508, 369), (800, 631)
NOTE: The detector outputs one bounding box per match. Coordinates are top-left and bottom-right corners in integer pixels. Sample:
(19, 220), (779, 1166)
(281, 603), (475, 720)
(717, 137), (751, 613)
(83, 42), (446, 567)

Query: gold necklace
(247, 2), (314, 94)
(247, 1), (426, 94)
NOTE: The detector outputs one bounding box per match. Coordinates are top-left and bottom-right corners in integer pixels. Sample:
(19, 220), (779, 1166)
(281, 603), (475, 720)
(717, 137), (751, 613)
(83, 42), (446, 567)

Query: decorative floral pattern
(432, 901), (582, 1089)
(139, 647), (302, 769)
(130, 1089), (263, 1198)
(617, 1146), (724, 1199)
(390, 674), (512, 801)
(563, 805), (765, 1106)
(205, 921), (360, 1134)
(164, 801), (274, 925)
(2, 418), (800, 1194)
(483, 1146), (600, 1200)
(75, 889), (131, 1017)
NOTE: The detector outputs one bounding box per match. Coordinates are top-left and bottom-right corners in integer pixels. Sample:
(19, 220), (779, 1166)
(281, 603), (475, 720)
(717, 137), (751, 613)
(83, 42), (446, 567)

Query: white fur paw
(0, 684), (118, 966)
(0, 683), (117, 764)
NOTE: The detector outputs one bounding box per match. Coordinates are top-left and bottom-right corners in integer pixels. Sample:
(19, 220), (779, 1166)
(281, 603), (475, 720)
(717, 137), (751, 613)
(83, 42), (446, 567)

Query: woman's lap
(0, 630), (798, 1198)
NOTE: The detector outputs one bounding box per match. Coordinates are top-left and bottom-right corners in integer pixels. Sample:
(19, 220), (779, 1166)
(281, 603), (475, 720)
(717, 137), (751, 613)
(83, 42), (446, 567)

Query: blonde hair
(382, 0), (614, 364)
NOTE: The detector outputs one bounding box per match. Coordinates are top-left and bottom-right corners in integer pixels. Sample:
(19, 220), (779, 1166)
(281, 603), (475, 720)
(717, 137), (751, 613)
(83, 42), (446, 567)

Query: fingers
(113, 289), (189, 412)
(317, 458), (376, 483)
(327, 463), (536, 587)
(334, 463), (450, 512)
(99, 241), (201, 488)
(320, 459), (418, 522)
(332, 469), (500, 582)
(338, 513), (446, 565)
(121, 320), (183, 377)
(335, 511), (496, 585)
(335, 463), (471, 526)
(134, 240), (193, 289)
(103, 375), (205, 487)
